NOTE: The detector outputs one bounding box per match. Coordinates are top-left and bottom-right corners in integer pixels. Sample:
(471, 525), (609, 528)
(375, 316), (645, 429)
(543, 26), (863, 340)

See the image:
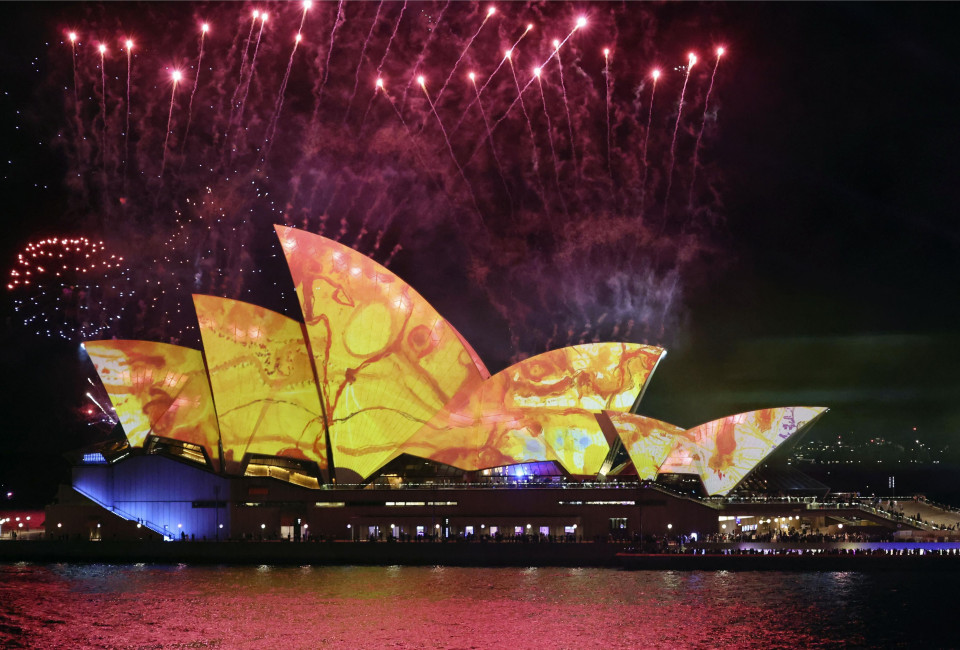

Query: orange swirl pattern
(85, 228), (828, 493)
(85, 340), (220, 470)
(403, 343), (665, 475)
(681, 407), (828, 495)
(596, 411), (684, 480)
(608, 407), (830, 495)
(193, 295), (327, 475)
(275, 225), (489, 480)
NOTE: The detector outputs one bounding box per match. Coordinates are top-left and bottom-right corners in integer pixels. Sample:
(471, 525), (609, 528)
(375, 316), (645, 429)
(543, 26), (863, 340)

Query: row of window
(558, 500), (636, 506)
(224, 500), (643, 509)
(237, 500), (462, 508)
(358, 524), (580, 538)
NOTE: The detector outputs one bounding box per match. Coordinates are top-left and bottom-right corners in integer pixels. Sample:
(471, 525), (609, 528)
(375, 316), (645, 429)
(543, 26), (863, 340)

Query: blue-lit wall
(73, 455), (231, 540)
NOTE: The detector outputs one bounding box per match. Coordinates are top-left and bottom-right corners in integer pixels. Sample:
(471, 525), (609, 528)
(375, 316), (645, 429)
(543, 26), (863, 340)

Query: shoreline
(4, 539), (960, 571)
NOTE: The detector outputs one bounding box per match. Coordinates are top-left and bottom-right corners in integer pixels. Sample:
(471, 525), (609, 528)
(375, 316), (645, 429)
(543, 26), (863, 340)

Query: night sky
(1, 2), (959, 499)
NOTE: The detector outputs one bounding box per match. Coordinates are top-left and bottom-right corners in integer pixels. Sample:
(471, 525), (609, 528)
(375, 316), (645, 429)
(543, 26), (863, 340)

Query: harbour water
(1, 563), (954, 648)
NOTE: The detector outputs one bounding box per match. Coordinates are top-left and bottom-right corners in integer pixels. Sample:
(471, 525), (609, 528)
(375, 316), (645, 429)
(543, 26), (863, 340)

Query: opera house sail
(76, 226), (827, 542)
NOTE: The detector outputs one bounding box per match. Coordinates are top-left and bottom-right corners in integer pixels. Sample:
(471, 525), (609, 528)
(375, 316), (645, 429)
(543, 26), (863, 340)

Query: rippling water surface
(0, 563), (953, 648)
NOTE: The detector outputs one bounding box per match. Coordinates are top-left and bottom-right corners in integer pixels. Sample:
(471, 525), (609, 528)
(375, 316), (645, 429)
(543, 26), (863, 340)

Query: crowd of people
(706, 529), (895, 544)
(675, 547), (960, 557)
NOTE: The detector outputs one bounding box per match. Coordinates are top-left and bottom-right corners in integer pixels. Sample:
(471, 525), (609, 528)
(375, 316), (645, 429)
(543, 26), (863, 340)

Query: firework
(435, 5), (495, 106)
(400, 0), (451, 108)
(7, 238), (130, 341)
(552, 37), (579, 181)
(230, 10), (259, 123)
(299, 1), (312, 32)
(343, 0), (383, 123)
(470, 71), (512, 213)
(97, 43), (107, 184)
(603, 47), (612, 176)
(316, 0), (345, 106)
(68, 31), (79, 110)
(419, 76), (483, 221)
(688, 46), (725, 209)
(263, 32), (304, 161)
(34, 3), (726, 361)
(534, 67), (568, 216)
(506, 49), (549, 213)
(357, 1), (408, 133)
(377, 0), (407, 77)
(123, 38), (133, 192)
(448, 22), (532, 137)
(159, 69), (182, 179)
(463, 16), (584, 171)
(234, 11), (268, 134)
(180, 23), (209, 164)
(662, 52), (696, 222)
(639, 68), (660, 217)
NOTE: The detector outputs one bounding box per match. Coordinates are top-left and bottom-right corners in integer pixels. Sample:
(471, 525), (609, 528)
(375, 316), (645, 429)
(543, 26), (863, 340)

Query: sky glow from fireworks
(7, 1), (960, 468)
(8, 2), (728, 369)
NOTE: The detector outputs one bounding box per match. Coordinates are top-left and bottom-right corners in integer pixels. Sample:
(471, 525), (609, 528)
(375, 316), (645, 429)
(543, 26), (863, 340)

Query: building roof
(86, 228), (826, 492)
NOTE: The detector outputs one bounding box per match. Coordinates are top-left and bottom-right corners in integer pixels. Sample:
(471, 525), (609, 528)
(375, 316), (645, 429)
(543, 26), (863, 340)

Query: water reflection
(0, 564), (954, 648)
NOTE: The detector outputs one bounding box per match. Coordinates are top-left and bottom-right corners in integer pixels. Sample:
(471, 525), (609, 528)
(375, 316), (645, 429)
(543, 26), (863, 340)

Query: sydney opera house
(49, 226), (827, 543)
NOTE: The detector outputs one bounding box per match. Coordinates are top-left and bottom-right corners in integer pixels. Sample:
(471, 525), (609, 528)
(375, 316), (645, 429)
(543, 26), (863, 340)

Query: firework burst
(17, 2), (728, 368)
(8, 237), (131, 341)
